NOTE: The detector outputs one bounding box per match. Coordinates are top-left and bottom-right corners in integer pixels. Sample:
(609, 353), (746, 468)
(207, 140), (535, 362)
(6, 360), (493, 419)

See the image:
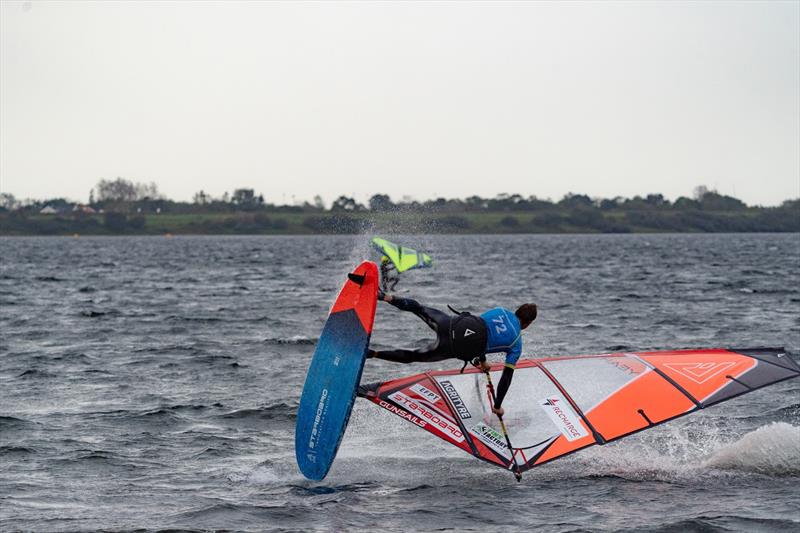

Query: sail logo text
(389, 392), (465, 443)
(606, 357), (644, 376)
(410, 383), (441, 404)
(378, 400), (426, 429)
(539, 395), (588, 442)
(471, 423), (508, 455)
(438, 380), (473, 420)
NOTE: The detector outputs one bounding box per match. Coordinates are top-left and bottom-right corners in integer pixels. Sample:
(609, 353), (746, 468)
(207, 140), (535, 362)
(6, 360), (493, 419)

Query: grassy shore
(1, 204), (798, 236)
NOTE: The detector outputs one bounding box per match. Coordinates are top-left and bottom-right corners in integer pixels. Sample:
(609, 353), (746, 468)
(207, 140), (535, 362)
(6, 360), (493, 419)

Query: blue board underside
(295, 309), (369, 480)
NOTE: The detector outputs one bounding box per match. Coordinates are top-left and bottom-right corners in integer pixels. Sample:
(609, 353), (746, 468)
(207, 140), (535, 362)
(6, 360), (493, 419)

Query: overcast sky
(1, 1), (798, 206)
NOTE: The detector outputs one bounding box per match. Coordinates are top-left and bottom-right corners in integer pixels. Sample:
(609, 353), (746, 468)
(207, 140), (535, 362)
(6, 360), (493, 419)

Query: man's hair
(515, 303), (538, 324)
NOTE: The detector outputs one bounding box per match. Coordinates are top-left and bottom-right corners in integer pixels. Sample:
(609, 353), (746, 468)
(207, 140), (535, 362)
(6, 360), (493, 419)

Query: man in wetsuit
(369, 292), (537, 416)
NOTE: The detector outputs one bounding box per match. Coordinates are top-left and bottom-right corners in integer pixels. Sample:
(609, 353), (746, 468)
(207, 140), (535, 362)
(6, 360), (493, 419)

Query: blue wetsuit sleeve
(504, 336), (521, 367)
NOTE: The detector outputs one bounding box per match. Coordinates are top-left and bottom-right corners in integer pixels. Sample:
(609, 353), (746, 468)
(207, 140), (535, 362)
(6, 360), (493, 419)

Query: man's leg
(385, 296), (449, 332)
(372, 342), (451, 364)
(372, 296), (452, 363)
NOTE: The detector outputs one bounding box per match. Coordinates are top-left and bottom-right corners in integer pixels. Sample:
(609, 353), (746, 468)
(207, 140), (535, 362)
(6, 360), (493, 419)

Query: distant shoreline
(2, 207), (798, 236)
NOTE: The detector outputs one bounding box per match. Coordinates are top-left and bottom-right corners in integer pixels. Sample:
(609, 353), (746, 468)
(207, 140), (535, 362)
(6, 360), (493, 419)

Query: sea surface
(1, 233), (799, 532)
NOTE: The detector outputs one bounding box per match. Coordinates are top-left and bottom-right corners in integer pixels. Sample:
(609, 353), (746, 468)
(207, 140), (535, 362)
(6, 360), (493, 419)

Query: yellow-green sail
(371, 237), (433, 273)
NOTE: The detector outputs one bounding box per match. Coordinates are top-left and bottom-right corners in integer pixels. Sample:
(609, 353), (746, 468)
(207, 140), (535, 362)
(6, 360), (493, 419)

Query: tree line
(0, 178), (789, 213)
(0, 177), (798, 235)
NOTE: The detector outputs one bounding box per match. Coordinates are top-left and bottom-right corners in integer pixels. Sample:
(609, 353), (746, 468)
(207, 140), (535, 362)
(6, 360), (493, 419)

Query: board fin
(347, 273), (366, 285)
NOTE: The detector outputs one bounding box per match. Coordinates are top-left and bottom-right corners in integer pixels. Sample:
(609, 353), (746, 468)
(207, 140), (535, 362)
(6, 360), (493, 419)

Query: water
(1, 233), (799, 532)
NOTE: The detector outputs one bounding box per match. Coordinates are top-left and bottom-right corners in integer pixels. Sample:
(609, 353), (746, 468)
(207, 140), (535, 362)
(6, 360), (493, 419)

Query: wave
(81, 407), (191, 426)
(81, 309), (118, 318)
(0, 445), (37, 455)
(604, 345), (632, 352)
(739, 402), (800, 423)
(167, 403), (224, 414)
(169, 500), (306, 526)
(0, 416), (35, 430)
(263, 336), (316, 346)
(51, 449), (151, 470)
(83, 403), (223, 421)
(703, 422), (800, 476)
(133, 343), (209, 354)
(188, 443), (238, 459)
(546, 421), (800, 481)
(145, 403), (224, 414)
(34, 275), (65, 282)
(190, 354), (235, 366)
(217, 402), (298, 423)
(164, 314), (269, 324)
(287, 481), (378, 496)
(16, 368), (55, 379)
(166, 315), (224, 323)
(569, 323), (599, 329)
(628, 516), (800, 533)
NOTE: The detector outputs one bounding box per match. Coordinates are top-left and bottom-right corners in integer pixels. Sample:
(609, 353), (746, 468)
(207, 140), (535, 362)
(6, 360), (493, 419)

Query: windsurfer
(369, 292), (537, 416)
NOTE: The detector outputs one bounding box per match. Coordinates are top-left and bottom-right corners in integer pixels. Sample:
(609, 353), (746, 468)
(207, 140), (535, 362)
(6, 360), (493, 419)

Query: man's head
(515, 303), (537, 329)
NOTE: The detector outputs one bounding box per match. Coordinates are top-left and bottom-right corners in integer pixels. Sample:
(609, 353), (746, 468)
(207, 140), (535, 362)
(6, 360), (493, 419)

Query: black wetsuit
(373, 297), (487, 364)
(373, 297), (519, 408)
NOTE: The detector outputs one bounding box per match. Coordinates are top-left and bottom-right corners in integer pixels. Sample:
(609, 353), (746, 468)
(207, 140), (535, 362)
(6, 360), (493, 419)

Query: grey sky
(1, 1), (798, 206)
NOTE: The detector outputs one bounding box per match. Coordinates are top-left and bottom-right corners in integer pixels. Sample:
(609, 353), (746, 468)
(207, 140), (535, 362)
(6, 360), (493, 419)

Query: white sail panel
(434, 367), (574, 458)
(541, 355), (649, 415)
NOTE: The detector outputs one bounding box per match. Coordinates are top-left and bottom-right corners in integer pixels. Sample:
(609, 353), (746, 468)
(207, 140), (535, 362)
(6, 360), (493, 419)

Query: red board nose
(330, 261), (379, 334)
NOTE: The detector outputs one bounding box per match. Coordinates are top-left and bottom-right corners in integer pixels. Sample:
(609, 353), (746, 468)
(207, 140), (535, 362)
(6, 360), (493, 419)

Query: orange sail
(358, 348), (798, 475)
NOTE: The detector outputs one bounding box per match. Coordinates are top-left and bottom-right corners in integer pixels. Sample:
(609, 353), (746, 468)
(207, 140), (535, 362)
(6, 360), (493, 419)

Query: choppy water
(1, 233), (799, 532)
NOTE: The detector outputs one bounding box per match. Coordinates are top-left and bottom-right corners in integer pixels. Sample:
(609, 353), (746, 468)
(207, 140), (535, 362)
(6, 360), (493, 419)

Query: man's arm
(492, 333), (522, 414)
(493, 365), (514, 411)
(479, 360), (514, 416)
